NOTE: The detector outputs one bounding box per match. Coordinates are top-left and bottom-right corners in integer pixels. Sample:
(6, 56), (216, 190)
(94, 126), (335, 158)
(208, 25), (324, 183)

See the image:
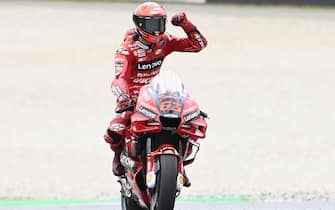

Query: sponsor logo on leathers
(111, 124), (126, 131)
(116, 47), (129, 55)
(137, 69), (159, 78)
(115, 62), (124, 74)
(194, 33), (205, 49)
(133, 78), (153, 84)
(136, 57), (164, 71)
(137, 49), (146, 57)
(155, 49), (162, 55)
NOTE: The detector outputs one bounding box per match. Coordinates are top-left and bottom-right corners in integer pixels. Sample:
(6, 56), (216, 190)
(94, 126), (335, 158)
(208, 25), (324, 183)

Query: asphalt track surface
(1, 201), (335, 210)
(1, 0), (335, 206)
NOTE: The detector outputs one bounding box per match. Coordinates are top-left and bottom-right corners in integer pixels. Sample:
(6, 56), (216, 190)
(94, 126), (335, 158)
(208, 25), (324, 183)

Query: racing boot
(113, 152), (125, 176)
(183, 170), (191, 187)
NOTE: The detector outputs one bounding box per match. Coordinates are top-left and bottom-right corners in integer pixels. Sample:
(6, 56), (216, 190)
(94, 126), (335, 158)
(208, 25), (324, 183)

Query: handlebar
(115, 103), (136, 114)
(200, 110), (209, 119)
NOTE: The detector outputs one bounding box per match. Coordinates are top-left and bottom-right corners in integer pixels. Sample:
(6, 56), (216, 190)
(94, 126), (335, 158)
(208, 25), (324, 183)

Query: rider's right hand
(171, 12), (196, 33)
(115, 94), (132, 113)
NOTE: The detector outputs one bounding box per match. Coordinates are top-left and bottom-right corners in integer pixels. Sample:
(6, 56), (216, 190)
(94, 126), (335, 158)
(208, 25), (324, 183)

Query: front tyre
(154, 155), (178, 210)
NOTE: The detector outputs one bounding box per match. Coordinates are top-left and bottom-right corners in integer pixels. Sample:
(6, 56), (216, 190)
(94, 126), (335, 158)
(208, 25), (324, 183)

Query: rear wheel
(153, 155), (178, 210)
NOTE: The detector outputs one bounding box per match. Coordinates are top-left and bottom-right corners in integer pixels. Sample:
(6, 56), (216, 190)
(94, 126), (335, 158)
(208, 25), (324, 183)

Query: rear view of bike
(118, 71), (208, 210)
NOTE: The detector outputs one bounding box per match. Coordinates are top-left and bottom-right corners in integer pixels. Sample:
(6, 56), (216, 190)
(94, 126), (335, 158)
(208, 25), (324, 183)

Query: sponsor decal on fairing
(138, 106), (157, 119)
(120, 153), (137, 171)
(183, 111), (199, 122)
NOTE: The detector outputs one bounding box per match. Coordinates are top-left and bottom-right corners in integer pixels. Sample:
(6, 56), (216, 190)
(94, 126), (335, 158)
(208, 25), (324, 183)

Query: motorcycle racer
(104, 1), (207, 186)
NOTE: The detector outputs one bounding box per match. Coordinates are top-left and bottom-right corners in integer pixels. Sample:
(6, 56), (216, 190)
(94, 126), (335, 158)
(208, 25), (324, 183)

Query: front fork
(145, 137), (185, 191)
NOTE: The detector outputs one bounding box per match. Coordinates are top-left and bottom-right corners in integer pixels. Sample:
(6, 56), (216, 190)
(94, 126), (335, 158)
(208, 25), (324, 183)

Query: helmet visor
(134, 15), (166, 36)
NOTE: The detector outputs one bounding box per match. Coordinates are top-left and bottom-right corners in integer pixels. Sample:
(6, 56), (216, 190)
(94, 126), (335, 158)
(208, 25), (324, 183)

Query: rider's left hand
(115, 94), (132, 113)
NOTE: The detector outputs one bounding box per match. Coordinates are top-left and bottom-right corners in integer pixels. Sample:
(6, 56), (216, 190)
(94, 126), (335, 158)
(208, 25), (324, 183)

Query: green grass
(0, 196), (255, 207)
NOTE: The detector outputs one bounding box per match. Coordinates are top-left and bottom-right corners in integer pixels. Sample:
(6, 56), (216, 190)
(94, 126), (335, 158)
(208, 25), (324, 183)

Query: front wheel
(153, 155), (178, 210)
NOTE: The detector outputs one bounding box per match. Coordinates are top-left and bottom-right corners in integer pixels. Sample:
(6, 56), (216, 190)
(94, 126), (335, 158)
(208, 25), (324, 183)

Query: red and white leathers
(104, 14), (207, 177)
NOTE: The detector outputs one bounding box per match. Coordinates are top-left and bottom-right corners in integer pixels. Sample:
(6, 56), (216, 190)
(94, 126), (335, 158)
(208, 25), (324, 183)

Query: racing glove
(171, 12), (196, 33)
(115, 94), (132, 113)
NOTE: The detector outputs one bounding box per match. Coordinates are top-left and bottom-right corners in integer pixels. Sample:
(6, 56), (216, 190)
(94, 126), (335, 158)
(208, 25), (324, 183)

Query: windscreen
(149, 71), (186, 119)
(149, 71), (185, 98)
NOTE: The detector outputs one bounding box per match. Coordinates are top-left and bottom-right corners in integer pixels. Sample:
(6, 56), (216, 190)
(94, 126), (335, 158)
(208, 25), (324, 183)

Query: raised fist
(171, 12), (187, 26)
(171, 12), (196, 33)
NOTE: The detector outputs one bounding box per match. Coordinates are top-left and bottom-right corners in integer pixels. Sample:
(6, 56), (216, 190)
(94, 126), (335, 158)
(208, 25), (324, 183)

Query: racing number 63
(160, 100), (182, 112)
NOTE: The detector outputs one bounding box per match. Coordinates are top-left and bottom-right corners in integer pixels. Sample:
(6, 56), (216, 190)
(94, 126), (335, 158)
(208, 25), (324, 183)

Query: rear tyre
(154, 155), (178, 210)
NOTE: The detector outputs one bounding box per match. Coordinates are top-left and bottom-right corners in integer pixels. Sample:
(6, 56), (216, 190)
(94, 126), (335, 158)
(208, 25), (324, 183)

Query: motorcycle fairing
(178, 93), (207, 139)
(146, 145), (184, 190)
(131, 86), (162, 134)
(131, 75), (187, 134)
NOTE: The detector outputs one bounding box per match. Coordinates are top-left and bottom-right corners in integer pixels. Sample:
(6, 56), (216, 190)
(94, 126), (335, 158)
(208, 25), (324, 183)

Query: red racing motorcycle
(117, 71), (208, 210)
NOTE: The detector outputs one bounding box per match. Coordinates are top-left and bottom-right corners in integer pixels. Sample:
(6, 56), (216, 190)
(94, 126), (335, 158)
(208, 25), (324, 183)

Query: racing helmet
(133, 2), (167, 43)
